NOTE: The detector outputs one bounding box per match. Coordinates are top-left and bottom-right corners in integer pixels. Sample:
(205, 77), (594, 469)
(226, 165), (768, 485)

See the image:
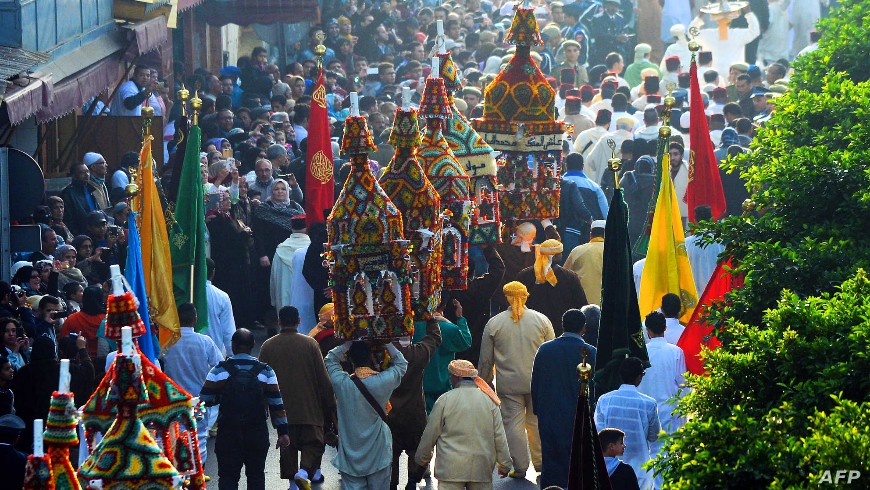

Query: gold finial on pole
(661, 82), (677, 131)
(125, 165), (140, 198)
(688, 26), (701, 63)
(190, 90), (202, 126)
(607, 138), (621, 190)
(314, 31), (327, 69)
(177, 85), (190, 118)
(577, 349), (593, 395)
(141, 105), (154, 137)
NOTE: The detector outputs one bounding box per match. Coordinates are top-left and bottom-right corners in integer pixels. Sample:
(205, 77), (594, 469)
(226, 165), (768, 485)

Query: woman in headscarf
(12, 265), (43, 297)
(231, 177), (258, 327)
(206, 137), (232, 154)
(207, 189), (255, 326)
(251, 179), (304, 324)
(54, 244), (87, 293)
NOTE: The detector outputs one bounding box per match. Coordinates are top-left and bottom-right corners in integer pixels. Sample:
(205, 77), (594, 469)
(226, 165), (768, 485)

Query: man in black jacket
(447, 246), (505, 366)
(60, 163), (107, 235)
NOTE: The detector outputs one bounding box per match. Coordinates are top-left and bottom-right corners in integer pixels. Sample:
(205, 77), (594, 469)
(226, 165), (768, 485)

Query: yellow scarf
(354, 367), (392, 413)
(534, 239), (564, 286)
(503, 281), (529, 322)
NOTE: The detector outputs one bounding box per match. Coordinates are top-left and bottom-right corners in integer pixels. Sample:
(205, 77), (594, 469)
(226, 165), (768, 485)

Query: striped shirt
(200, 353), (289, 436)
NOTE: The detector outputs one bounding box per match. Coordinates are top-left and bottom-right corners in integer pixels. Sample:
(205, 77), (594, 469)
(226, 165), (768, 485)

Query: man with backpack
(200, 328), (291, 490)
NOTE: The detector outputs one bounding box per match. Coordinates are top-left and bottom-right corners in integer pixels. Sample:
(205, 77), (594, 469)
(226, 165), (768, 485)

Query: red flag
(304, 67), (335, 227)
(677, 258), (743, 375)
(685, 56), (727, 223)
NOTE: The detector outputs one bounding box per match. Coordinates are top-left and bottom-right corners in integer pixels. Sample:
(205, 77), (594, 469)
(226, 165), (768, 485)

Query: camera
(51, 310), (72, 320)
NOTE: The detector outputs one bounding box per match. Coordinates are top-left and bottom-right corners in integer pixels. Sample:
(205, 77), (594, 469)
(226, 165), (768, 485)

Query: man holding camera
(0, 284), (36, 345)
(29, 296), (61, 353)
(110, 64), (163, 117)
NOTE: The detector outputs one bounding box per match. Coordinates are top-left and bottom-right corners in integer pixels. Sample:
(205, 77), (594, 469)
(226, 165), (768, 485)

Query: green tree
(651, 1), (870, 486)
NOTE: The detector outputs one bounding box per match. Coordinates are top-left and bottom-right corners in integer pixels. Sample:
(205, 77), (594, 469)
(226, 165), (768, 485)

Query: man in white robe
(595, 357), (661, 490)
(289, 246), (316, 335)
(638, 311), (688, 435)
(270, 217), (310, 312)
(574, 110), (612, 159)
(586, 117), (635, 185)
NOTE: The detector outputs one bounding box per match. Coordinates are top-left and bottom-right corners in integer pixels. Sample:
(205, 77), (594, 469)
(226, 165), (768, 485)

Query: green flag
(632, 135), (667, 257)
(169, 124), (209, 331)
(595, 187), (649, 399)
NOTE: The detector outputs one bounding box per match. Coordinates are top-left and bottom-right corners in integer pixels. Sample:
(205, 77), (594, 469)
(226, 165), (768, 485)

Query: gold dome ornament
(314, 31), (327, 67)
(125, 166), (140, 198)
(190, 91), (202, 126)
(177, 86), (190, 118)
(607, 139), (622, 190)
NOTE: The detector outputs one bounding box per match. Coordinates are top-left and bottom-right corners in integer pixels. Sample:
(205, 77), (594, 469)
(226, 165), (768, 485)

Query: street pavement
(201, 329), (543, 489)
(203, 434), (542, 489)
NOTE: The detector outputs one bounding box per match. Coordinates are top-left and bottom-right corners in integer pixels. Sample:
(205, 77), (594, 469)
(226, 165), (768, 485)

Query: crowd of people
(0, 0), (827, 489)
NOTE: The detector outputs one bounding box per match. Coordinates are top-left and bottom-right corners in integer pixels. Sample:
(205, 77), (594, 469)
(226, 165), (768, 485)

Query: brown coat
(259, 329), (336, 426)
(387, 320), (442, 436)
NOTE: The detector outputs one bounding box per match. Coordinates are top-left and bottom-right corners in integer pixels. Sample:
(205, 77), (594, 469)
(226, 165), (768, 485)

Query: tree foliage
(651, 1), (870, 487)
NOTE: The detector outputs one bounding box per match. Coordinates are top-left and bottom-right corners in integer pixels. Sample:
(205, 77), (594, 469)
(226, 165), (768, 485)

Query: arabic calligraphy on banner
(478, 132), (563, 152)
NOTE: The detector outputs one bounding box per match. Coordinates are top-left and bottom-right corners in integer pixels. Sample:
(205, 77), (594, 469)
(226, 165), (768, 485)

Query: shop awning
(2, 75), (54, 126)
(177, 0), (208, 12)
(200, 0), (319, 26)
(122, 15), (170, 60)
(2, 32), (126, 125)
(36, 55), (121, 123)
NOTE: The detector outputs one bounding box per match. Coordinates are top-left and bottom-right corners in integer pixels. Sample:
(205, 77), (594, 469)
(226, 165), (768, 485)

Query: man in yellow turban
(478, 282), (555, 479)
(493, 219), (561, 311)
(517, 239), (588, 335)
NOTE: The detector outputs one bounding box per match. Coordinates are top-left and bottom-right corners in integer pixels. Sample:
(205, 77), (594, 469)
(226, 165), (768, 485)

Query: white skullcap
(83, 152), (104, 166)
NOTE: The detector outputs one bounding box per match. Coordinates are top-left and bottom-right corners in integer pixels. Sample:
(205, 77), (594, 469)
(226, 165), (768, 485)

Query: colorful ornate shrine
(326, 111), (414, 339)
(44, 392), (81, 490)
(79, 354), (182, 489)
(419, 67), (473, 290)
(437, 50), (501, 245)
(472, 5), (562, 224)
(80, 287), (203, 489)
(379, 106), (443, 320)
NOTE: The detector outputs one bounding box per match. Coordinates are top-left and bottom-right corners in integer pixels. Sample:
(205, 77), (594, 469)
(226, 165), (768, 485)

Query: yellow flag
(132, 135), (181, 350)
(638, 152), (698, 324)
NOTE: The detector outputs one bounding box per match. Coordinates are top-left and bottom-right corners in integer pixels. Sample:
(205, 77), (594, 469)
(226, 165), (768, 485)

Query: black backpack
(217, 361), (268, 428)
